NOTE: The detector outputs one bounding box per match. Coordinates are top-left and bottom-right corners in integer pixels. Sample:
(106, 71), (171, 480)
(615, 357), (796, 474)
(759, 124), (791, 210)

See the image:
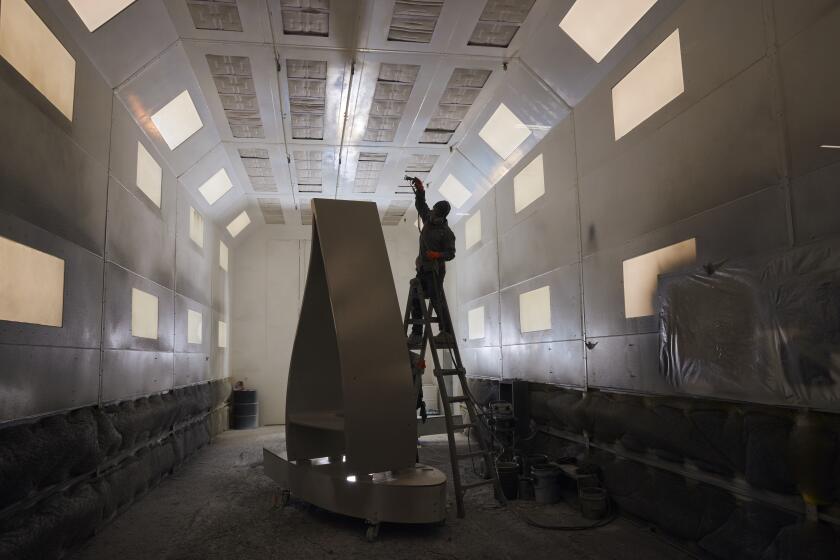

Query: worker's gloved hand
(411, 177), (424, 192)
(425, 250), (443, 260)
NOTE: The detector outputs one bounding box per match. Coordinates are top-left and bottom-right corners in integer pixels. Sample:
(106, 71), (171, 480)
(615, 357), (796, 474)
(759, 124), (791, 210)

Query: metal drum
(232, 389), (258, 429)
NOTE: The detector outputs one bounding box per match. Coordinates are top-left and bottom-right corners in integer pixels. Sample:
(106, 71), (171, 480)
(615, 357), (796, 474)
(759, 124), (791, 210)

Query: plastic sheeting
(659, 239), (840, 409)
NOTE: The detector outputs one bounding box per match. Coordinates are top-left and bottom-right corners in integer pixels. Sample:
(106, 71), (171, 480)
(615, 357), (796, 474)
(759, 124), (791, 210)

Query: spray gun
(404, 175), (422, 194)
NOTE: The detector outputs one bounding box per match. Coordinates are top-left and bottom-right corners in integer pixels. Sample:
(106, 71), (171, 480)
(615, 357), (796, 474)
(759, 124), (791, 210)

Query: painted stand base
(263, 448), (447, 533)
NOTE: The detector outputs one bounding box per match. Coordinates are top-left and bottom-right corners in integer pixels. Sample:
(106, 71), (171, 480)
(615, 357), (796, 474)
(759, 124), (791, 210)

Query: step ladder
(403, 272), (507, 518)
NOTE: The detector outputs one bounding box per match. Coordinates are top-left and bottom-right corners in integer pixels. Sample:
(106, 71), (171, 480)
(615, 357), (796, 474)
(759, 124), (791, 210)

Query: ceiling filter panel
(280, 0), (329, 37)
(258, 198), (285, 224)
(287, 59), (327, 140)
(188, 0), (243, 32)
(398, 153), (439, 193)
(354, 152), (387, 194)
(468, 0), (536, 48)
(387, 1), (444, 44)
(206, 54), (264, 139)
(364, 63), (420, 142)
(293, 150), (324, 193)
(239, 148), (277, 192)
(382, 200), (412, 225)
(421, 67), (491, 144)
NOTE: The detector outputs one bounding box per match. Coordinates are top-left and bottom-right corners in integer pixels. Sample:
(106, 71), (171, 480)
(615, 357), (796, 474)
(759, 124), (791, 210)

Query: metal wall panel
(456, 186), (497, 258)
(574, 0), (768, 178)
(0, 346), (100, 422)
(459, 291), (501, 348)
(462, 346), (502, 380)
(101, 350), (174, 403)
(502, 341), (584, 388)
(791, 161), (840, 244)
(174, 294), (211, 354)
(579, 60), (782, 255)
(211, 254), (230, 315)
(585, 333), (670, 394)
(174, 352), (211, 388)
(773, 0), (839, 46)
(102, 262), (175, 352)
(778, 5), (840, 179)
(500, 263), (582, 345)
(456, 239), (500, 304)
(0, 210), (103, 348)
(175, 186), (212, 305)
(105, 176), (176, 289)
(583, 186), (790, 338)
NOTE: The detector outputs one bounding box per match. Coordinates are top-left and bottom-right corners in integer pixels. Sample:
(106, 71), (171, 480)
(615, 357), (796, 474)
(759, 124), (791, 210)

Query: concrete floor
(71, 427), (696, 560)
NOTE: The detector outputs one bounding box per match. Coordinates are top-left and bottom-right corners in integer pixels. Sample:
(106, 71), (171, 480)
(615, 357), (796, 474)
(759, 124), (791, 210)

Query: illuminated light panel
(189, 207), (204, 248)
(623, 238), (696, 318)
(468, 306), (485, 340)
(820, 145), (840, 149)
(136, 142), (162, 207)
(560, 0), (657, 63)
(130, 288), (158, 339)
(150, 90), (203, 150)
(465, 211), (482, 250)
(514, 154), (545, 213)
(0, 236), (65, 327)
(219, 241), (229, 271)
(218, 320), (227, 348)
(438, 175), (471, 209)
(198, 168), (233, 205)
(519, 286), (551, 333)
(0, 0), (76, 120)
(67, 0), (136, 32)
(187, 309), (202, 344)
(612, 29), (684, 140)
(478, 103), (531, 160)
(226, 211), (251, 238)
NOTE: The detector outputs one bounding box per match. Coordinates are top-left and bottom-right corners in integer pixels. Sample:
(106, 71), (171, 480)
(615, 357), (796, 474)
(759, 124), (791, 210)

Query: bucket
(518, 476), (535, 500)
(531, 463), (562, 504)
(579, 487), (608, 519)
(521, 453), (548, 475)
(496, 461), (519, 500)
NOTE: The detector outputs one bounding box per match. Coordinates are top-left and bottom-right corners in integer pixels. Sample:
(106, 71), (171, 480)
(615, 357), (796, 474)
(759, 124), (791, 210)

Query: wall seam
(97, 93), (116, 407)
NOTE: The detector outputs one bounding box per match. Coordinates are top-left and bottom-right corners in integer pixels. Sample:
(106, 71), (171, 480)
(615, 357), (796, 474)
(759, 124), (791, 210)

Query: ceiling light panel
(206, 54), (264, 139)
(468, 0), (536, 48)
(150, 90), (204, 150)
(398, 153), (439, 194)
(198, 168), (233, 205)
(478, 102), (531, 160)
(68, 0), (137, 32)
(560, 0), (657, 63)
(287, 59), (327, 140)
(238, 148), (277, 192)
(438, 174), (471, 209)
(293, 150), (324, 193)
(280, 0), (329, 37)
(226, 211), (251, 237)
(188, 0), (242, 32)
(382, 200), (412, 226)
(258, 198), (285, 224)
(612, 28), (683, 140)
(387, 1), (444, 44)
(422, 68), (491, 144)
(364, 63), (420, 143)
(354, 152), (388, 194)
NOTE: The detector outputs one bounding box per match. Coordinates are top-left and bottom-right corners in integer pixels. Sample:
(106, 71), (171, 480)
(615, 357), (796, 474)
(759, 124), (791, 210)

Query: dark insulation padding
(0, 379), (230, 560)
(659, 238), (840, 408)
(520, 382), (840, 560)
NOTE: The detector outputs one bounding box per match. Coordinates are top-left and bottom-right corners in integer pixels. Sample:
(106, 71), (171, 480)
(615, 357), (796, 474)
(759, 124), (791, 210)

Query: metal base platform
(263, 448), (448, 526)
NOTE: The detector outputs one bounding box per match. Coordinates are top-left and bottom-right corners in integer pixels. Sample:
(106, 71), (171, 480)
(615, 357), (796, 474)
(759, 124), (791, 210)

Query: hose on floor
(512, 498), (618, 531)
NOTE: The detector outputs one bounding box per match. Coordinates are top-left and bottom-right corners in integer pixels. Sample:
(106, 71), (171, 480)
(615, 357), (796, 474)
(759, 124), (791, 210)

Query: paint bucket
(518, 476), (535, 500)
(521, 453), (548, 475)
(531, 463), (562, 504)
(496, 461), (519, 500)
(579, 487), (608, 520)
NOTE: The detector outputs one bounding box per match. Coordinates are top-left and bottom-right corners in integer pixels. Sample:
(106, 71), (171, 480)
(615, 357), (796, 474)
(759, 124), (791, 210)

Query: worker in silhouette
(407, 176), (456, 349)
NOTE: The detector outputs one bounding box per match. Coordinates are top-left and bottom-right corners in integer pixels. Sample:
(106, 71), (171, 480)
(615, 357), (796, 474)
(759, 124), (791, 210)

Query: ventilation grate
(299, 200), (314, 225)
(421, 68), (490, 144)
(238, 148), (276, 192)
(188, 0), (243, 32)
(280, 0), (329, 37)
(382, 200), (412, 225)
(258, 198), (285, 224)
(398, 153), (439, 193)
(286, 59), (327, 140)
(364, 63), (420, 142)
(207, 55), (264, 138)
(293, 150), (323, 193)
(354, 152), (387, 194)
(387, 1), (444, 44)
(468, 0), (535, 47)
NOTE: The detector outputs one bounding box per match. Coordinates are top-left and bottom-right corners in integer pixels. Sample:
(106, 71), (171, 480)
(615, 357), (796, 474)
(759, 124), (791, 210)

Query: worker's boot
(432, 331), (456, 348)
(407, 331), (424, 349)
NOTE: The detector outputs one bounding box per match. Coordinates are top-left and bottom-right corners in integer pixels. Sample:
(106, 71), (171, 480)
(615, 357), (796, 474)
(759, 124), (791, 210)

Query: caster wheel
(365, 523), (380, 542)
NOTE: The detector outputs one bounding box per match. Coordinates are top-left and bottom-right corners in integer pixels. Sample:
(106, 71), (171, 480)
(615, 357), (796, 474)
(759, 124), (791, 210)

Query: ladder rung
(452, 422), (473, 431)
(408, 319), (438, 325)
(435, 368), (464, 376)
(447, 396), (469, 403)
(456, 450), (487, 460)
(460, 479), (494, 492)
